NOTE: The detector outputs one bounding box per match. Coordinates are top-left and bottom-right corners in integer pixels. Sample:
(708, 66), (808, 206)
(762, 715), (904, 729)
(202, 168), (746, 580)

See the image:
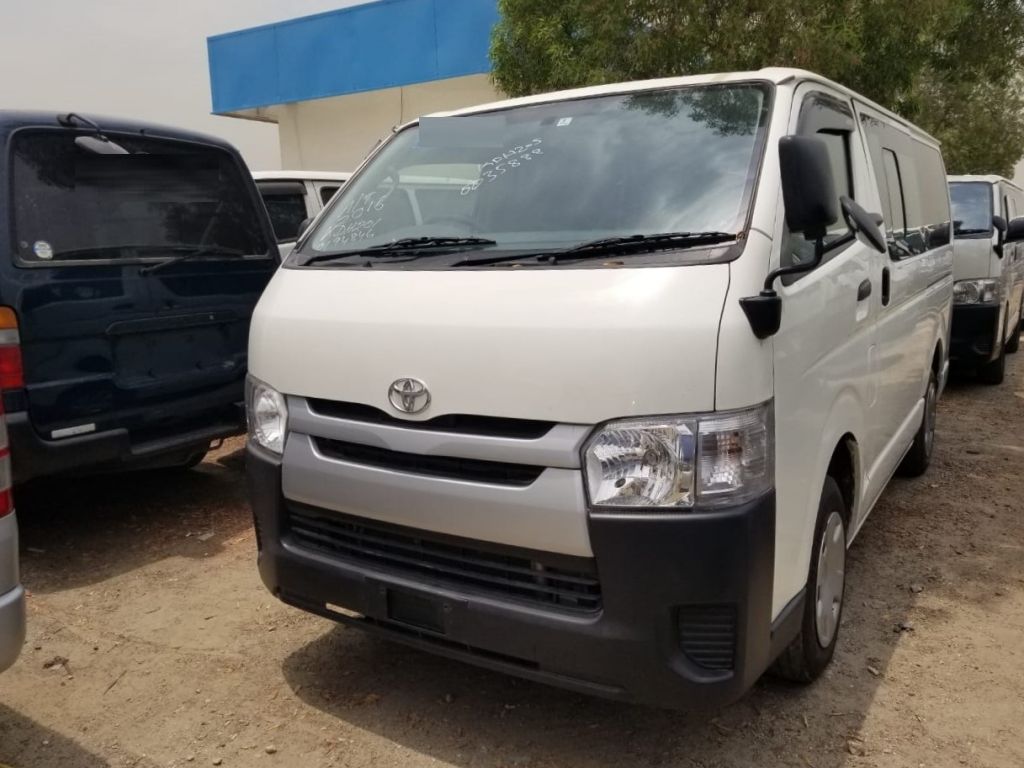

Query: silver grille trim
(282, 434), (593, 557)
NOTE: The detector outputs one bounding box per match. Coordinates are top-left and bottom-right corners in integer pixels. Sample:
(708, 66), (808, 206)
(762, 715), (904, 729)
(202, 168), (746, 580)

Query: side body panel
(997, 182), (1024, 342)
(855, 102), (952, 515)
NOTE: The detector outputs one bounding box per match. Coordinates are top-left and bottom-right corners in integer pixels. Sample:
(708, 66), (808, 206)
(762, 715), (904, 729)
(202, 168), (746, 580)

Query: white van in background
(245, 69), (952, 708)
(948, 175), (1024, 384)
(254, 171), (351, 254)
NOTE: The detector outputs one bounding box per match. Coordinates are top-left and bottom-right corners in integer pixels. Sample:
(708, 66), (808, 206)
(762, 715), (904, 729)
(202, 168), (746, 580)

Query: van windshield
(950, 182), (993, 238)
(11, 131), (270, 265)
(294, 83), (771, 268)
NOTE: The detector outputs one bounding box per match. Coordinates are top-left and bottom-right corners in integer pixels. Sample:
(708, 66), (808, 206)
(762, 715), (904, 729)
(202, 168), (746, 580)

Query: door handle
(857, 279), (872, 301)
(881, 267), (891, 306)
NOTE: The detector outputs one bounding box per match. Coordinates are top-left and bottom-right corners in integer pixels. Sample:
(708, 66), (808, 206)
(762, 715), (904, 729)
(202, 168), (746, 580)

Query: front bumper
(248, 445), (780, 709)
(951, 303), (1002, 365)
(0, 513), (25, 673)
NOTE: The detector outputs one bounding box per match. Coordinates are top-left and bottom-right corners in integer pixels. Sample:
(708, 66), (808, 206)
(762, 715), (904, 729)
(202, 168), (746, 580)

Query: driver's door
(773, 85), (883, 535)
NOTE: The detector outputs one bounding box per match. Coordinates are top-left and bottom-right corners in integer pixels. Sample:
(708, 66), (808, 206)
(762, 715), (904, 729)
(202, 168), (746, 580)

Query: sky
(0, 0), (364, 169)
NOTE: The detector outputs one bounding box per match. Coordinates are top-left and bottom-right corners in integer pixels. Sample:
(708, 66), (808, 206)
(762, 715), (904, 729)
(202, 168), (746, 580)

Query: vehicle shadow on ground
(13, 442), (250, 595)
(0, 705), (115, 767)
(279, 377), (1024, 767)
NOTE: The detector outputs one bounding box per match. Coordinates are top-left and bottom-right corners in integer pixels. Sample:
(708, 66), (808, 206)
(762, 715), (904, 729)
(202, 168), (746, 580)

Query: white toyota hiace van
(246, 68), (953, 708)
(948, 175), (1024, 384)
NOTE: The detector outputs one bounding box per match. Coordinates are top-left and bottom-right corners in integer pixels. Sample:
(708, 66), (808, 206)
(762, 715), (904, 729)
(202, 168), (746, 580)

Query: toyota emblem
(388, 378), (431, 414)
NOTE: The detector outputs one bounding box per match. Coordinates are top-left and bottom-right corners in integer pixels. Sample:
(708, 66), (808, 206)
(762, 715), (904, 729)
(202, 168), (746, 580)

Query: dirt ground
(1, 359), (1023, 768)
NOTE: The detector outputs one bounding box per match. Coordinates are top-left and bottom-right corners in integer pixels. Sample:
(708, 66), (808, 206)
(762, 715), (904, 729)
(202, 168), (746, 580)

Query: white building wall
(0, 0), (369, 169)
(236, 74), (500, 172)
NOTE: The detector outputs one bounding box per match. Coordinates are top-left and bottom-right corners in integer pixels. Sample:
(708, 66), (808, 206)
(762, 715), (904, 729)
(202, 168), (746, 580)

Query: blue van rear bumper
(7, 407), (244, 484)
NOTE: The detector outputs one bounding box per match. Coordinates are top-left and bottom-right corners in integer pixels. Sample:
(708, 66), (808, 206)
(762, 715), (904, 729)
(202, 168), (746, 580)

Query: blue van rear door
(7, 128), (276, 440)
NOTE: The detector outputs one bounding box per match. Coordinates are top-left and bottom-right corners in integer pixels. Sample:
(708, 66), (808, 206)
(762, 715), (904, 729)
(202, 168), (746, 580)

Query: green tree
(491, 0), (1024, 176)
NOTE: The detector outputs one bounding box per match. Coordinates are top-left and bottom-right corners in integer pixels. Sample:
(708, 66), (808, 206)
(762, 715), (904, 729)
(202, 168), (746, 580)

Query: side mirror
(840, 196), (887, 253)
(926, 221), (951, 250)
(740, 136), (840, 341)
(779, 135), (839, 239)
(993, 215), (1008, 235)
(1005, 216), (1024, 244)
(296, 217), (313, 239)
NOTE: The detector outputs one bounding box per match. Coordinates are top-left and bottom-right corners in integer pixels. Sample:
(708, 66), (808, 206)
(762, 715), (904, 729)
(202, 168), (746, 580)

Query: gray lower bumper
(0, 512), (25, 672)
(0, 583), (25, 672)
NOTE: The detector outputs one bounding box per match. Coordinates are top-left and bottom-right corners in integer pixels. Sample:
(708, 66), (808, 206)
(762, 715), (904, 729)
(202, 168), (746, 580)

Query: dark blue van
(0, 112), (278, 482)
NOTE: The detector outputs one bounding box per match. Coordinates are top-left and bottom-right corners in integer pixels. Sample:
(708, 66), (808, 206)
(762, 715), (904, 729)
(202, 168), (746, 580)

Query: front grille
(677, 604), (737, 671)
(313, 437), (543, 487)
(307, 399), (554, 440)
(287, 505), (603, 613)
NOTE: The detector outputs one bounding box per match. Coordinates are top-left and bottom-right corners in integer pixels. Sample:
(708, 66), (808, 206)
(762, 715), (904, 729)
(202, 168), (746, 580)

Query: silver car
(0, 417), (24, 672)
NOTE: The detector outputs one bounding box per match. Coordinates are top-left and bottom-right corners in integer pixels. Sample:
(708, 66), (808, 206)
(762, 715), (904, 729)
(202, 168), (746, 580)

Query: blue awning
(207, 0), (500, 113)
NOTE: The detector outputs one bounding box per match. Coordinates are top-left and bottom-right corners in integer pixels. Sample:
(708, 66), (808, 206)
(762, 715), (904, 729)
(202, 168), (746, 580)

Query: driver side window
(782, 94), (856, 272)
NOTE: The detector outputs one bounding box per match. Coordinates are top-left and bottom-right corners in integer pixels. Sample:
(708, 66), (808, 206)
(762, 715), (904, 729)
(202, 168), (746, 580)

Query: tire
(978, 341), (1006, 385)
(772, 477), (847, 683)
(1006, 310), (1021, 354)
(164, 450), (207, 471)
(898, 370), (937, 477)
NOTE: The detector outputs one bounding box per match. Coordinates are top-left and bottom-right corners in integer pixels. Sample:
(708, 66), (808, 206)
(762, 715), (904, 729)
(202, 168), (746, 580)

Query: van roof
(0, 110), (238, 152)
(252, 170), (352, 182)
(427, 68), (941, 148)
(949, 174), (1022, 191)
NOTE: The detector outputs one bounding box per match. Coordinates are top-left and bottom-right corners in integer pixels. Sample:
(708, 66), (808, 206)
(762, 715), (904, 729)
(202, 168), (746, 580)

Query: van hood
(249, 265), (729, 425)
(953, 238), (996, 281)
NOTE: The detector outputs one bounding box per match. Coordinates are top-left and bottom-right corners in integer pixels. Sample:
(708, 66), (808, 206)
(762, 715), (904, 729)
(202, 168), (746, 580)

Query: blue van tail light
(0, 308), (24, 392)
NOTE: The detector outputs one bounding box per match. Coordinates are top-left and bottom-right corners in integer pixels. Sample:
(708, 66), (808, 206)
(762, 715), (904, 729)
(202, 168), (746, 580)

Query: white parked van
(246, 69), (953, 708)
(948, 175), (1024, 383)
(254, 171), (351, 254)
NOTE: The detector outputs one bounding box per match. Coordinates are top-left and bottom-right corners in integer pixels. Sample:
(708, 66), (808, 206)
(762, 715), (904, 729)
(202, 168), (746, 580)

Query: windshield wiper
(138, 245), (249, 275)
(453, 231), (738, 268)
(300, 236), (497, 266)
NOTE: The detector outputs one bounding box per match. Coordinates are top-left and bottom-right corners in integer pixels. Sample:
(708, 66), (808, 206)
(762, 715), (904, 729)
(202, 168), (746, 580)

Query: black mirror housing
(1006, 216), (1024, 244)
(993, 215), (1008, 235)
(779, 135), (839, 239)
(297, 217), (314, 240)
(839, 196), (887, 253)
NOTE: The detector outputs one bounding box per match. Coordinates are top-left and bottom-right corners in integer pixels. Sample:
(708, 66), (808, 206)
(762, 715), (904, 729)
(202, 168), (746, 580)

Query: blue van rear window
(10, 131), (269, 265)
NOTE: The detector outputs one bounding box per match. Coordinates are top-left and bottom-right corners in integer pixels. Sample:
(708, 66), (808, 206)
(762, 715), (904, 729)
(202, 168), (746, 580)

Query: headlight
(584, 402), (773, 510)
(953, 278), (1000, 305)
(246, 376), (288, 454)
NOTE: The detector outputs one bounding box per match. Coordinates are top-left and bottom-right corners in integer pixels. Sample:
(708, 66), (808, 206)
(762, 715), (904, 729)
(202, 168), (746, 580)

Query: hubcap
(923, 380), (937, 457)
(815, 511), (846, 648)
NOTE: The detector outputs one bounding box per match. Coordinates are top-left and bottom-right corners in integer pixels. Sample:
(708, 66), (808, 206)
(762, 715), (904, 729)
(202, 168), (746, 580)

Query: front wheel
(898, 370), (937, 477)
(772, 477), (847, 683)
